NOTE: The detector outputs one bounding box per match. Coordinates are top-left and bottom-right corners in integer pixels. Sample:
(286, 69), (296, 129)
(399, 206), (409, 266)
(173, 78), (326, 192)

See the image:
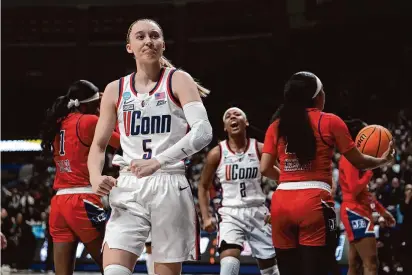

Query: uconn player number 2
(240, 182), (246, 197)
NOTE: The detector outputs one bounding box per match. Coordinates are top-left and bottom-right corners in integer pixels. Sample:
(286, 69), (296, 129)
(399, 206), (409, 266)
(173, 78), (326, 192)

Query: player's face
(126, 21), (165, 63)
(223, 110), (248, 136)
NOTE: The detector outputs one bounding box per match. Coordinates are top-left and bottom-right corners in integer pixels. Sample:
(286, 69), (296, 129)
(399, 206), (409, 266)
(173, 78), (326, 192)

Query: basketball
(355, 125), (393, 157)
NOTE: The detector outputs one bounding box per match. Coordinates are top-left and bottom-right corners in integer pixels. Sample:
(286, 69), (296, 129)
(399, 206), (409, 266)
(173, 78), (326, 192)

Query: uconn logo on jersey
(225, 164), (258, 181)
(123, 110), (171, 137)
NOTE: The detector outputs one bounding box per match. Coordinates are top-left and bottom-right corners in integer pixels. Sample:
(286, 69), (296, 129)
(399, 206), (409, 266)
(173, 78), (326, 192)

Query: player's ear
(245, 120), (249, 127)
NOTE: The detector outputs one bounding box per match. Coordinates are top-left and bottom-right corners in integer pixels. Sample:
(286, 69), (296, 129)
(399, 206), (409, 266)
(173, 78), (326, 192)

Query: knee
(363, 255), (379, 272)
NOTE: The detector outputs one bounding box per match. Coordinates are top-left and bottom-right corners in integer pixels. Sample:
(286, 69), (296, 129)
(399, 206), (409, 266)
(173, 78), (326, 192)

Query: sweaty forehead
(132, 21), (161, 33)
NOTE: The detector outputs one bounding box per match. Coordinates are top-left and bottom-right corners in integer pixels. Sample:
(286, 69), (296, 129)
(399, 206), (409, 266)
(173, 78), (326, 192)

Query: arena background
(1, 0), (411, 274)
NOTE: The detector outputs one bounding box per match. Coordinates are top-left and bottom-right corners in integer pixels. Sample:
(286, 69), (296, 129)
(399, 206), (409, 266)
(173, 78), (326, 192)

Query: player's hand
(91, 175), (117, 196)
(1, 232), (7, 249)
(131, 159), (161, 178)
(381, 140), (395, 164)
(202, 217), (217, 233)
(264, 214), (272, 225)
(382, 211), (396, 227)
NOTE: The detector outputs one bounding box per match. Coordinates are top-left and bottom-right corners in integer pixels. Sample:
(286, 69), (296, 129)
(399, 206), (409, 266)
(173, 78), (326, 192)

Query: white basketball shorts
(217, 205), (276, 259)
(104, 171), (200, 263)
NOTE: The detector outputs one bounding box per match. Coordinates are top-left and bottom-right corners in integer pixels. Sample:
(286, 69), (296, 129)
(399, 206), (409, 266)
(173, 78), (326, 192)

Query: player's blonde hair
(126, 19), (210, 98)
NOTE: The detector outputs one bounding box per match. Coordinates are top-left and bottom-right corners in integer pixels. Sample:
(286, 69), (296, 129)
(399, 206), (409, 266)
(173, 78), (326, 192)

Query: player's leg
(353, 237), (379, 275)
(103, 175), (151, 275)
(344, 207), (378, 275)
(298, 192), (339, 275)
(145, 238), (154, 275)
(270, 190), (299, 275)
(347, 242), (363, 275)
(340, 204), (360, 275)
(64, 194), (108, 273)
(49, 196), (78, 275)
(217, 207), (251, 275)
(53, 242), (78, 275)
(151, 174), (200, 275)
(249, 206), (279, 275)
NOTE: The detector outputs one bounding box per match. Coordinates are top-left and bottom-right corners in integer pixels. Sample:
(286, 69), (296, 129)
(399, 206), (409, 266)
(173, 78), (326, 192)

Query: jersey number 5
(59, 130), (65, 156)
(240, 182), (246, 198)
(143, 139), (152, 159)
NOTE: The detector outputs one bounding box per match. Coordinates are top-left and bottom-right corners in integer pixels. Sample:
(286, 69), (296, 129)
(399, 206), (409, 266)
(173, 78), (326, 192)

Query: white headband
(223, 107), (247, 122)
(67, 92), (100, 109)
(295, 71), (323, 98)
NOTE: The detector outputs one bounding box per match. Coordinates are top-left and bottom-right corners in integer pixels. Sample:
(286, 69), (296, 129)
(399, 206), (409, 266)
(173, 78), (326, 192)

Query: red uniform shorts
(271, 185), (337, 249)
(49, 192), (107, 243)
(340, 202), (375, 242)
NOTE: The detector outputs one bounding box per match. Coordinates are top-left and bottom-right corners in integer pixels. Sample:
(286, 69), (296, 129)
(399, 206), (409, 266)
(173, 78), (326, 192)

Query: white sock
(146, 253), (154, 275)
(260, 265), (280, 275)
(220, 256), (240, 275)
(104, 264), (132, 275)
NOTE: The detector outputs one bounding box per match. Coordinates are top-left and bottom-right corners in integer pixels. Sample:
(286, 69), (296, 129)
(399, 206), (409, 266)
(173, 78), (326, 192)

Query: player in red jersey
(40, 80), (120, 275)
(339, 119), (395, 275)
(261, 71), (395, 275)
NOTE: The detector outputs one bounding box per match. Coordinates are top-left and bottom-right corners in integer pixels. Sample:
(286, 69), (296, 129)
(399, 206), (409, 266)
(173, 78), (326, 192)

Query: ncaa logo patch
(123, 91), (131, 100)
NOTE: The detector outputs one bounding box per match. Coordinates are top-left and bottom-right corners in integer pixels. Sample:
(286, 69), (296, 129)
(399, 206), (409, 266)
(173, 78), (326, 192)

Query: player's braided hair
(40, 80), (99, 157)
(276, 73), (319, 165)
(126, 19), (210, 98)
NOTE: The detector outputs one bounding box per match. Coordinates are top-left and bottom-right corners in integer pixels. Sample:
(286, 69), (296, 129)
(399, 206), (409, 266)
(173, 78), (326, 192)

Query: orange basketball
(355, 125), (393, 157)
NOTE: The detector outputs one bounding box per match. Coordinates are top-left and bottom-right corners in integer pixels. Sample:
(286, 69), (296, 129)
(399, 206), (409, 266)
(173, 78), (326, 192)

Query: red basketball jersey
(263, 108), (355, 186)
(52, 113), (120, 190)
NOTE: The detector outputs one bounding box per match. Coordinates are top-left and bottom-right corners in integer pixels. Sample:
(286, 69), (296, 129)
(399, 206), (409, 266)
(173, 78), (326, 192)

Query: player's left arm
(154, 71), (213, 167)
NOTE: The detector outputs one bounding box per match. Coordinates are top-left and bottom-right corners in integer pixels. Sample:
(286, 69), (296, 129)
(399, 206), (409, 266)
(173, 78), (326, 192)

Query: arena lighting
(0, 139), (42, 152)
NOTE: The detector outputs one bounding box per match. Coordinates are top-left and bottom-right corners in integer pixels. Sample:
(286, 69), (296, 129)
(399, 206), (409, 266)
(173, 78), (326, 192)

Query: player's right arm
(88, 80), (118, 196)
(330, 114), (395, 170)
(198, 145), (220, 232)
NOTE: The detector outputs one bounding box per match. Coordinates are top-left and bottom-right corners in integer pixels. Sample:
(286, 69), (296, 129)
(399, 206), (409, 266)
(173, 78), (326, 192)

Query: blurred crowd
(1, 110), (411, 274)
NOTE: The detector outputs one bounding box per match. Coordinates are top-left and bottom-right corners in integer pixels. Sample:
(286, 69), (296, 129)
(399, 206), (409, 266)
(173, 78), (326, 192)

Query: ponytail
(278, 103), (316, 165)
(160, 55), (210, 98)
(276, 74), (319, 165)
(40, 96), (71, 156)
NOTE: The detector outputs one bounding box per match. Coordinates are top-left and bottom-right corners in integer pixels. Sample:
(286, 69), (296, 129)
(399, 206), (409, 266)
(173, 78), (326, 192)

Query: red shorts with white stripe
(49, 188), (107, 243)
(271, 181), (338, 249)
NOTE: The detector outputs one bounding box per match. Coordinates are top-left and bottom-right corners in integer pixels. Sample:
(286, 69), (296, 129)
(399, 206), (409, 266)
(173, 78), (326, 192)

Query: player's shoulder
(170, 70), (196, 86)
(206, 145), (222, 164)
(105, 79), (120, 91)
(320, 111), (342, 121)
(79, 114), (99, 124)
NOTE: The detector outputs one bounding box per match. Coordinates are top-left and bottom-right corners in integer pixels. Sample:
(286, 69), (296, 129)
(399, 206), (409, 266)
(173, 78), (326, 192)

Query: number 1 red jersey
(52, 113), (120, 190)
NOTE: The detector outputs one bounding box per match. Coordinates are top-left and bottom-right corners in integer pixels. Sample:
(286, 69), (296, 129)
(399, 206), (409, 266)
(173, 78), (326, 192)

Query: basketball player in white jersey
(88, 19), (213, 275)
(198, 107), (280, 275)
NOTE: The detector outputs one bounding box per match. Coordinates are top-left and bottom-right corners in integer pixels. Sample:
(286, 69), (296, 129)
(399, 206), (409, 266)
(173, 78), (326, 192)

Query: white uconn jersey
(216, 138), (266, 207)
(114, 68), (188, 172)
